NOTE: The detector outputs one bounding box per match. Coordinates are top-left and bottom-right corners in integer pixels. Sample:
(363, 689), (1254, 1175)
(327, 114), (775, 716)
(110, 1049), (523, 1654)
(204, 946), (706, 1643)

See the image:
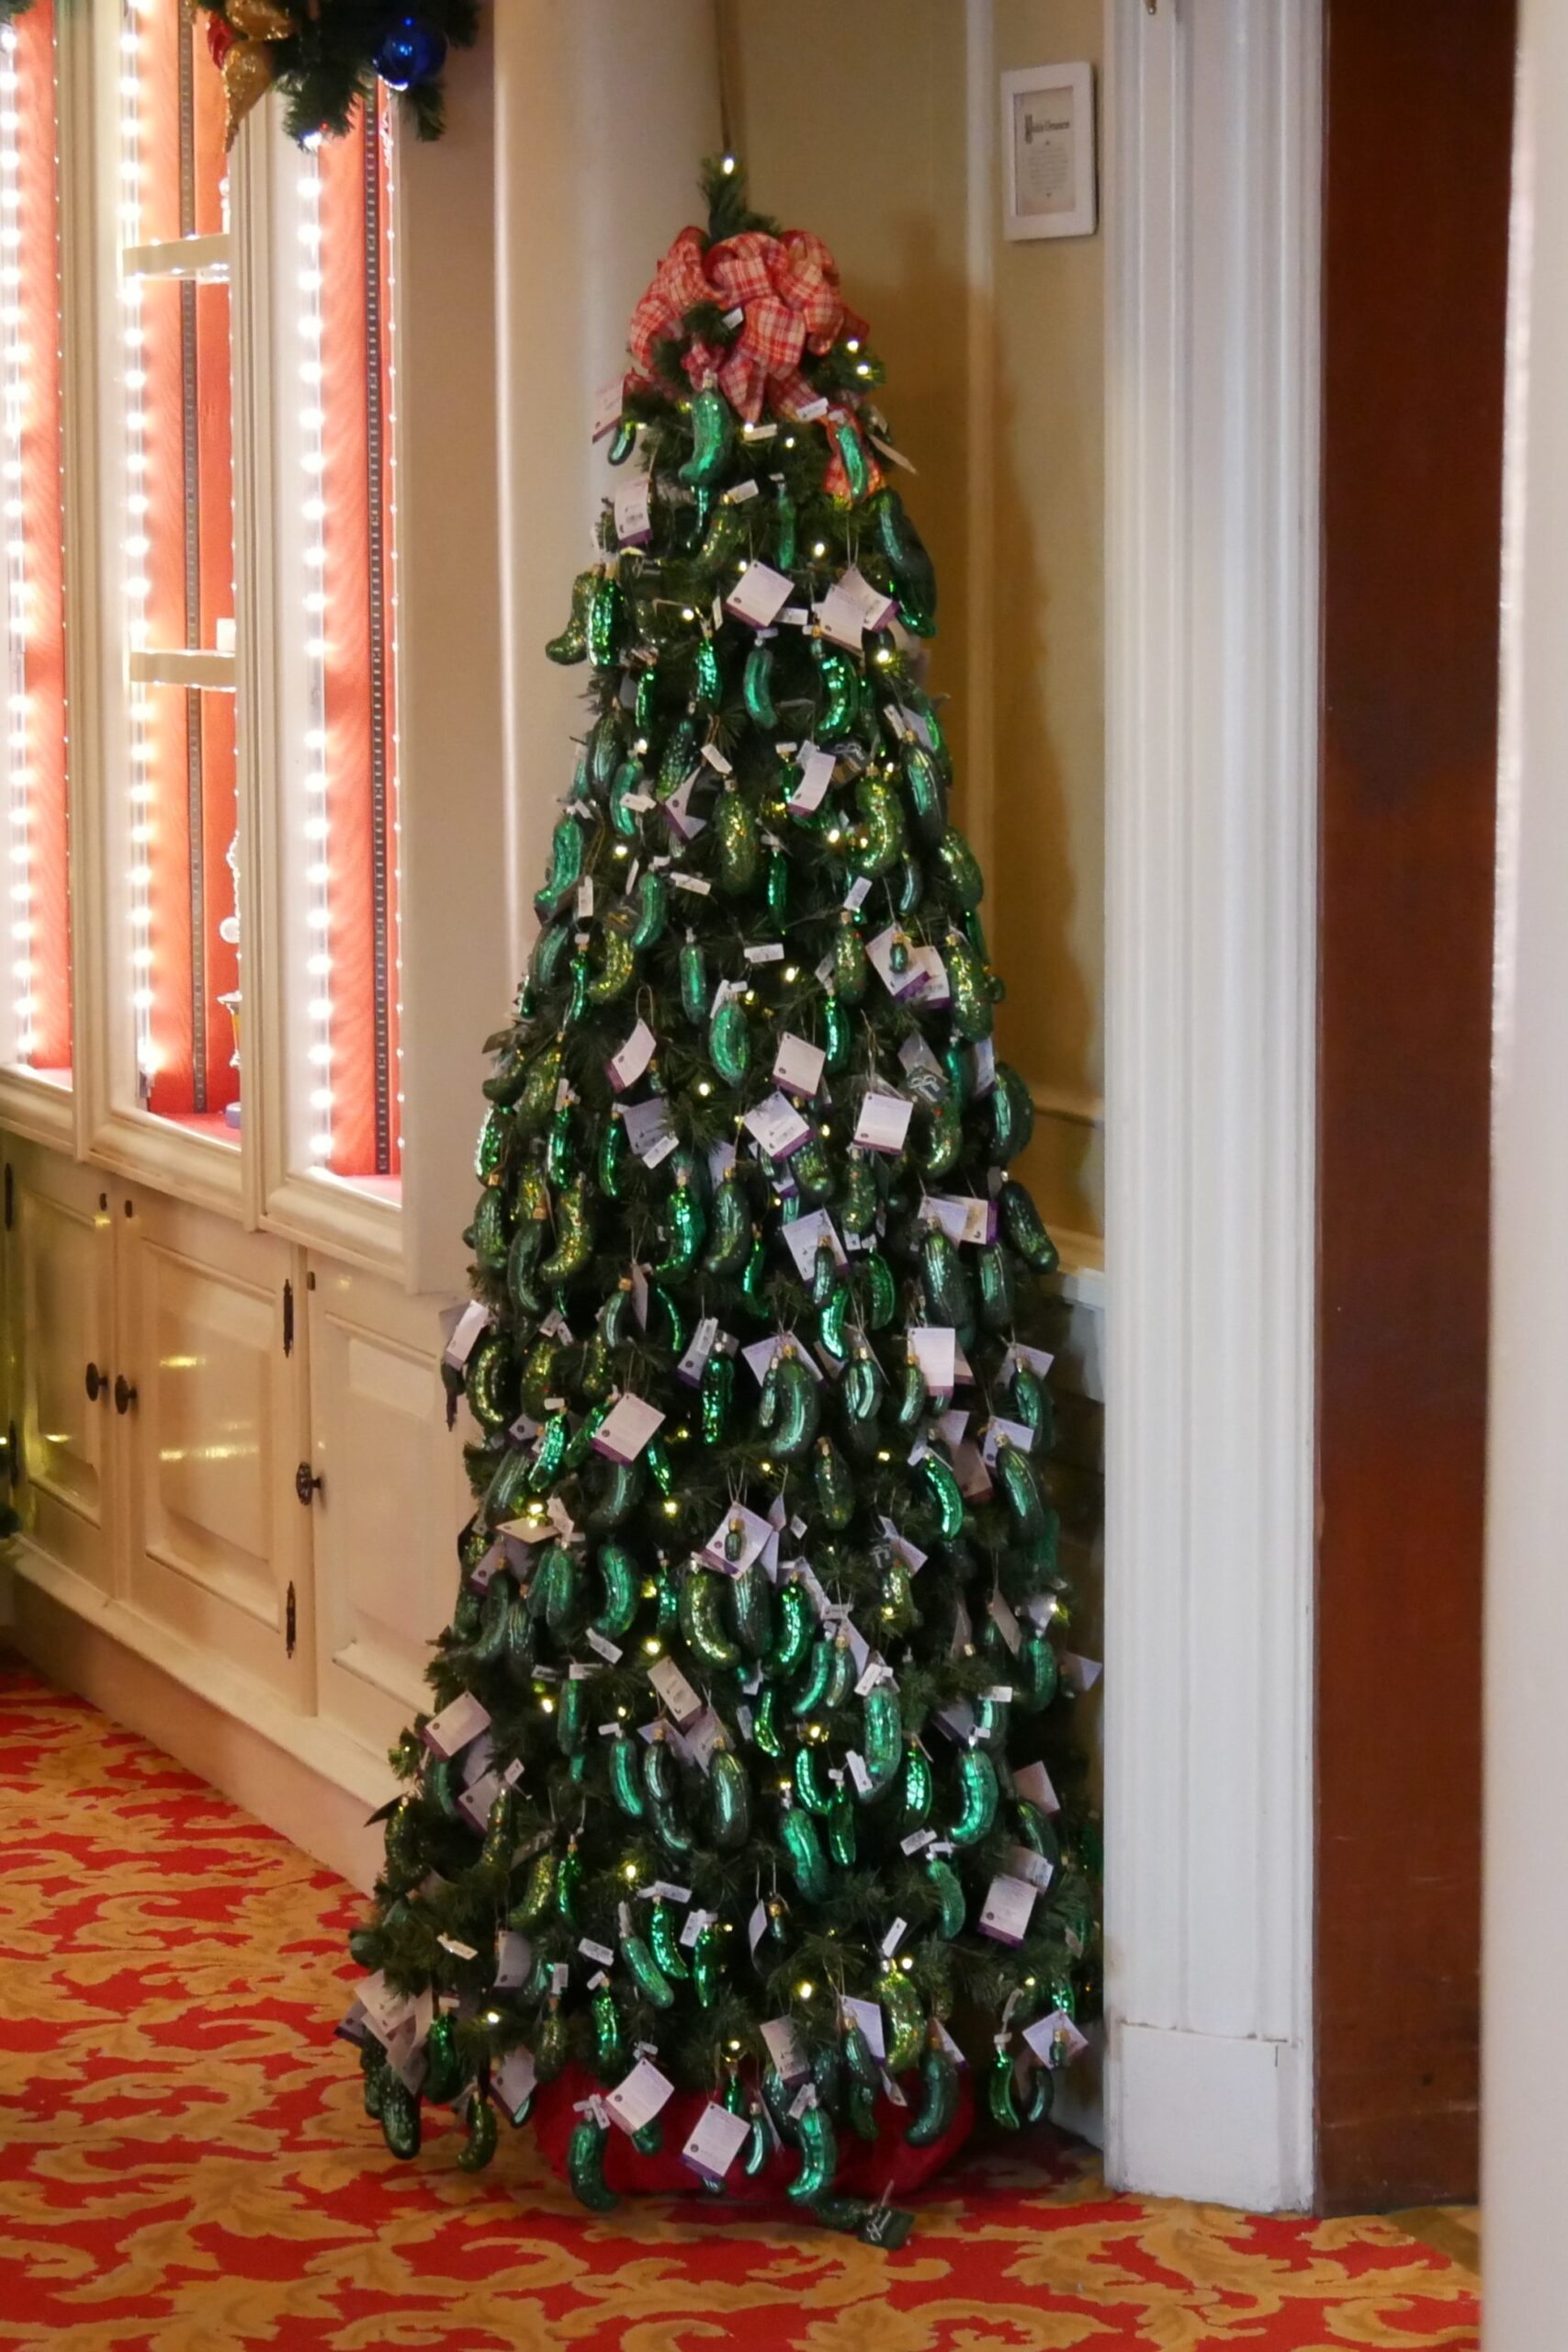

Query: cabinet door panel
(308, 1259), (463, 1753)
(118, 1191), (310, 1705)
(6, 1146), (116, 1589)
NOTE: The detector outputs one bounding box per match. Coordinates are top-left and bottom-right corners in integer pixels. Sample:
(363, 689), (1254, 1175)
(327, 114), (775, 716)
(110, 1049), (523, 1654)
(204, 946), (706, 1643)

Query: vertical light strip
(119, 0), (155, 1092)
(299, 143), (333, 1162)
(382, 99), (403, 1169)
(0, 27), (32, 1066)
(362, 103), (390, 1173)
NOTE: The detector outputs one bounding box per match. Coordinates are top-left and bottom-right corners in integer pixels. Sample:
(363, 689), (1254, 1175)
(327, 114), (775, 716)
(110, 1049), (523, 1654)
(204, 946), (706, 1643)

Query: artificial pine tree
(346, 162), (1100, 2240)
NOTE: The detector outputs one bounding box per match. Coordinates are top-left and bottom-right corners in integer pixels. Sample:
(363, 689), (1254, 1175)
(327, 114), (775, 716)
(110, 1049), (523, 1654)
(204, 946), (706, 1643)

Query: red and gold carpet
(0, 1654), (1480, 2351)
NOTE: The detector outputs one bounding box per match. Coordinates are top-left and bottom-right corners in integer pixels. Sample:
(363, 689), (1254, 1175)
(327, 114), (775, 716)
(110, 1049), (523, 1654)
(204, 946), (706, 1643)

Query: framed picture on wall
(1001, 63), (1097, 242)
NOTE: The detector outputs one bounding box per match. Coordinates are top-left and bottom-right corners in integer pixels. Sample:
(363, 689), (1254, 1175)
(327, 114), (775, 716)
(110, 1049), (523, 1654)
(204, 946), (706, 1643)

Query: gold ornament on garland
(216, 0), (294, 148)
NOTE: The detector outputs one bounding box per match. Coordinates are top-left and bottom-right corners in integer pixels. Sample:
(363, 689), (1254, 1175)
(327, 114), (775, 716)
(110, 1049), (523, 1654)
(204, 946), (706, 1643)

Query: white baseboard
(7, 1544), (390, 1896)
(1108, 2021), (1310, 2211)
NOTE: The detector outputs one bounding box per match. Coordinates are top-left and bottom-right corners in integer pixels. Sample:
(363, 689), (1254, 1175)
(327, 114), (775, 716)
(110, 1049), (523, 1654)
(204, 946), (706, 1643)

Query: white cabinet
(115, 1189), (310, 1706)
(5, 1142), (116, 1590)
(305, 1256), (466, 1754)
(4, 1129), (464, 1788)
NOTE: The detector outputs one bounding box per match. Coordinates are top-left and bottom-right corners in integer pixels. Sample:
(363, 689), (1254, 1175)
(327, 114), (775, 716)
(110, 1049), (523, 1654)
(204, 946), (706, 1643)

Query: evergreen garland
(198, 2), (480, 145)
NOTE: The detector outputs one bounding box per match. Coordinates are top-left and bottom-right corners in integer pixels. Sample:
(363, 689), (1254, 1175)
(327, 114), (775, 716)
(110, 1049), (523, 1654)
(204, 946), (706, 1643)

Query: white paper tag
(869, 431), (917, 473)
(699, 1505), (772, 1576)
(901, 1826), (936, 1856)
(845, 1749), (874, 1798)
(726, 560), (794, 629)
(492, 2045), (537, 2120)
(908, 1326), (957, 1395)
(773, 1032), (827, 1097)
(436, 1932), (479, 1961)
(494, 1929), (532, 1989)
(840, 562), (898, 633)
(881, 1917), (908, 1958)
(787, 743), (836, 814)
(1062, 1653), (1104, 1692)
(621, 1096), (678, 1163)
(748, 1899), (769, 1958)
(841, 1994), (886, 2061)
(971, 1035), (998, 1096)
(649, 1656), (704, 1725)
(987, 1592), (1023, 1655)
(592, 1393), (666, 1464)
(585, 1626), (623, 1665)
(455, 1771), (502, 1832)
(761, 2016), (810, 2084)
(592, 377), (624, 441)
(604, 2058), (675, 2136)
(442, 1298), (489, 1371)
(1000, 1340), (1056, 1384)
(677, 1315), (721, 1386)
(982, 1417), (1036, 1467)
(606, 1018), (658, 1094)
(853, 1092), (914, 1155)
(744, 940), (784, 965)
(615, 473), (652, 547)
(579, 1937), (615, 1968)
(815, 580), (868, 648)
(1007, 1842), (1055, 1894)
(423, 1692), (491, 1758)
(921, 1193), (994, 1247)
(979, 1873), (1038, 1947)
(780, 1207), (846, 1283)
(744, 1092), (813, 1160)
(679, 1905), (713, 1950)
(682, 2100), (751, 2181)
(1023, 2009), (1090, 2070)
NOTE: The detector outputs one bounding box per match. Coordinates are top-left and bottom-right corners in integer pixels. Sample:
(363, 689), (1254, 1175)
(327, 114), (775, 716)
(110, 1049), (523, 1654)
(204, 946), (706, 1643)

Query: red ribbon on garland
(627, 223), (881, 500)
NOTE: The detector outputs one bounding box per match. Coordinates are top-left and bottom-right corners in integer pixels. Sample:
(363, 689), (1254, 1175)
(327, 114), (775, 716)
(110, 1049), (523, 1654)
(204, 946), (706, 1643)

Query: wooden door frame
(1314, 0), (1515, 2212)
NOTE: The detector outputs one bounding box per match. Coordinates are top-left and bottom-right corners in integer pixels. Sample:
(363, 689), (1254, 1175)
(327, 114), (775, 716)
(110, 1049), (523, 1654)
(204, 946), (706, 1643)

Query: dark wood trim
(1314, 0), (1515, 2212)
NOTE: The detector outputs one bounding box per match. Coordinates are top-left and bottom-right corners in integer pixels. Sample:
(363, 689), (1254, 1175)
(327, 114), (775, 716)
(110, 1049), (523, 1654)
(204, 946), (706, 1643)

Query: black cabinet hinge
(285, 1581), (297, 1658)
(282, 1280), (294, 1357)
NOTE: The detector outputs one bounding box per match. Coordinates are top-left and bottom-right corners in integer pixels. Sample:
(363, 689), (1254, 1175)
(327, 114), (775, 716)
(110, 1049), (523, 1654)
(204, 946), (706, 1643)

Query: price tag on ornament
(982, 1416), (1037, 1465)
(854, 1092), (914, 1155)
(1007, 1841), (1055, 1895)
(1014, 1758), (1062, 1815)
(748, 1899), (770, 1958)
(987, 1592), (1023, 1656)
(901, 1826), (936, 1857)
(614, 473), (652, 546)
(881, 1917), (908, 1959)
(953, 1440), (994, 1500)
(702, 741), (734, 776)
(680, 1905), (714, 1950)
(877, 1516), (928, 1574)
(585, 1626), (623, 1665)
(605, 2059), (675, 2137)
(684, 1708), (725, 1773)
(793, 392), (830, 422)
(1023, 2009), (1090, 2070)
(788, 743), (836, 814)
(423, 1692), (491, 1758)
(908, 1327), (957, 1395)
(494, 1930), (532, 1990)
(620, 1096), (678, 1166)
(870, 431), (918, 474)
(840, 562), (899, 634)
(592, 377), (625, 442)
(456, 1770), (502, 1833)
(921, 1193), (995, 1247)
(726, 560), (795, 629)
(1062, 1654), (1104, 1692)
(592, 1393), (666, 1464)
(971, 1036), (998, 1096)
(493, 2046), (537, 2122)
(815, 580), (869, 649)
(898, 1031), (946, 1089)
(773, 1032), (826, 1097)
(648, 1657), (704, 1726)
(979, 1873), (1038, 1947)
(845, 1748), (874, 1799)
(606, 1019), (658, 1094)
(741, 1333), (820, 1390)
(744, 941), (784, 965)
(744, 1092), (813, 1160)
(579, 1938), (615, 1970)
(779, 1207), (846, 1283)
(677, 1316), (722, 1386)
(699, 1504), (773, 1576)
(841, 1995), (887, 2060)
(866, 924), (931, 1003)
(1000, 1341), (1056, 1385)
(682, 2101), (751, 2183)
(460, 1729), (495, 1788)
(761, 2017), (811, 2084)
(442, 1300), (489, 1371)
(723, 476), (761, 506)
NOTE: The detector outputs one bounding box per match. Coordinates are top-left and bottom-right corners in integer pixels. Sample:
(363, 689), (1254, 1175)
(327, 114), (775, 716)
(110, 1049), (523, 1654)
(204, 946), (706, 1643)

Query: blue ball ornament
(373, 14), (447, 92)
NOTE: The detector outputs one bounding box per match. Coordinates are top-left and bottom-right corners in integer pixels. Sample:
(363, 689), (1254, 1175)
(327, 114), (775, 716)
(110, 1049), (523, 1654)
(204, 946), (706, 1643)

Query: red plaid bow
(626, 223), (881, 499)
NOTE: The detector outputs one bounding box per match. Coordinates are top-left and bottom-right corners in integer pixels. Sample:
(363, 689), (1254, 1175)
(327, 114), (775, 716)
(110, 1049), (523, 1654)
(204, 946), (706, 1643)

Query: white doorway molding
(1102, 0), (1322, 2209)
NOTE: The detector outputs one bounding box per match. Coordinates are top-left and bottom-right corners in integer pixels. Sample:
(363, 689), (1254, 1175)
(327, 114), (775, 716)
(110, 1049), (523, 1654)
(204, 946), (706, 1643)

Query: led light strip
(298, 144), (333, 1162)
(119, 0), (155, 1091)
(0, 27), (32, 1065)
(382, 102), (404, 1170)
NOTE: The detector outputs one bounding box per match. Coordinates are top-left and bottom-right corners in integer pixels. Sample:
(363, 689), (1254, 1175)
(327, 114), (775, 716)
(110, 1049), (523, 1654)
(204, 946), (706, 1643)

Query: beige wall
(732, 0), (1106, 1247)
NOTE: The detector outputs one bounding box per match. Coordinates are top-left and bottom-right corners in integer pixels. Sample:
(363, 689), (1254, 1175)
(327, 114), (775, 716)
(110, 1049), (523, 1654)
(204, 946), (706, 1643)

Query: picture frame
(1000, 63), (1098, 243)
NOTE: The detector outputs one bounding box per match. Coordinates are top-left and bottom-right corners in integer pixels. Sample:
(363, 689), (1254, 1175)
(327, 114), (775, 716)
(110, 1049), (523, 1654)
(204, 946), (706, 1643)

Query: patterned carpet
(0, 1653), (1481, 2351)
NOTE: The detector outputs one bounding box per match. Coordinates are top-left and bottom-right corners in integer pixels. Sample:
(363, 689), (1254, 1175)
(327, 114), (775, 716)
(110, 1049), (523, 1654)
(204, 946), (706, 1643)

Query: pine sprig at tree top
(198, 2), (479, 145)
(345, 159), (1100, 2240)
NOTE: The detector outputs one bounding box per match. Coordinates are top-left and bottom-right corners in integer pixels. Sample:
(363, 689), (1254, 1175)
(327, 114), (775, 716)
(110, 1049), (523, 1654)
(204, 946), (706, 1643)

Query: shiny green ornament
(519, 1335), (560, 1418)
(978, 1242), (1015, 1331)
(919, 1452), (966, 1542)
(765, 845), (789, 922)
(743, 642), (778, 725)
(716, 789), (761, 894)
(609, 1726), (645, 1818)
(475, 1104), (510, 1187)
(927, 1854), (965, 1938)
(822, 990), (851, 1074)
(951, 1747), (999, 1846)
(588, 569), (628, 668)
(679, 933), (708, 1025)
(708, 997), (750, 1088)
(827, 1781), (857, 1867)
(901, 740), (947, 842)
(817, 646), (860, 743)
(509, 1849), (557, 1929)
(464, 1333), (514, 1434)
(729, 1562), (771, 1656)
(545, 568), (595, 664)
(694, 632), (722, 711)
(773, 479), (797, 571)
(813, 1435), (854, 1529)
(620, 1912), (677, 2008)
(535, 1999), (568, 2082)
(998, 1177), (1058, 1272)
(934, 824), (984, 910)
(634, 661), (661, 736)
(699, 1348), (734, 1446)
(767, 1576), (815, 1677)
(780, 1799), (830, 1901)
(568, 2116), (618, 2211)
(943, 927), (994, 1041)
(680, 384), (736, 486)
(862, 1684), (902, 1790)
(681, 1567), (740, 1670)
(987, 2040), (1023, 2132)
(649, 1897), (690, 1982)
(379, 2075), (421, 2161)
(873, 485), (937, 636)
(754, 1681), (784, 1759)
(652, 1170), (705, 1280)
(423, 2011), (464, 2104)
(629, 867), (668, 952)
(710, 1735), (751, 1848)
(773, 1348), (819, 1458)
(534, 815), (586, 920)
(788, 2098), (839, 2201)
(538, 1177), (592, 1283)
(740, 1230), (770, 1316)
(830, 417), (872, 503)
(692, 1919), (725, 2008)
(851, 776), (904, 876)
(590, 709), (624, 792)
(900, 1741), (933, 1832)
(658, 715), (699, 801)
(607, 416), (637, 466)
(794, 1741), (834, 1816)
(839, 1148), (876, 1233)
(878, 1965), (924, 2074)
(557, 1838), (583, 1925)
(989, 1062), (1035, 1164)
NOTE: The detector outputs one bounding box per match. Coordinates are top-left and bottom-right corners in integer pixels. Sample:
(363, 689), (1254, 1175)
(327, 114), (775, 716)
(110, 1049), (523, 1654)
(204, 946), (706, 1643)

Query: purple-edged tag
(743, 1092), (812, 1160)
(592, 1393), (666, 1464)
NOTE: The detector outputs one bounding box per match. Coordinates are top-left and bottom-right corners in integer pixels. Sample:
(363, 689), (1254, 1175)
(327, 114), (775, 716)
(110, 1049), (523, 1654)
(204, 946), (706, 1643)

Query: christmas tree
(346, 162), (1099, 2240)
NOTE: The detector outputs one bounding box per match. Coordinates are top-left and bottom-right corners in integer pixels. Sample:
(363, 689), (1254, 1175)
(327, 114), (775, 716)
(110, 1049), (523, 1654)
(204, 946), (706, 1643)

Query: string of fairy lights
(118, 0), (156, 1093)
(0, 23), (35, 1067)
(297, 141), (335, 1164)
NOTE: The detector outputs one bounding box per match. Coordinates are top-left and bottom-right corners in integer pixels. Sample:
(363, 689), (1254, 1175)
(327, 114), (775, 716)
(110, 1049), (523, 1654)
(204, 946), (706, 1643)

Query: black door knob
(113, 1374), (138, 1415)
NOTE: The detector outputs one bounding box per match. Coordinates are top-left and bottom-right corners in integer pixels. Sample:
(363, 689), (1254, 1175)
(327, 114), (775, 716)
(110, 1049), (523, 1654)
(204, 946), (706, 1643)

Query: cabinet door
(5, 1143), (117, 1590)
(116, 1187), (311, 1705)
(307, 1259), (464, 1754)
